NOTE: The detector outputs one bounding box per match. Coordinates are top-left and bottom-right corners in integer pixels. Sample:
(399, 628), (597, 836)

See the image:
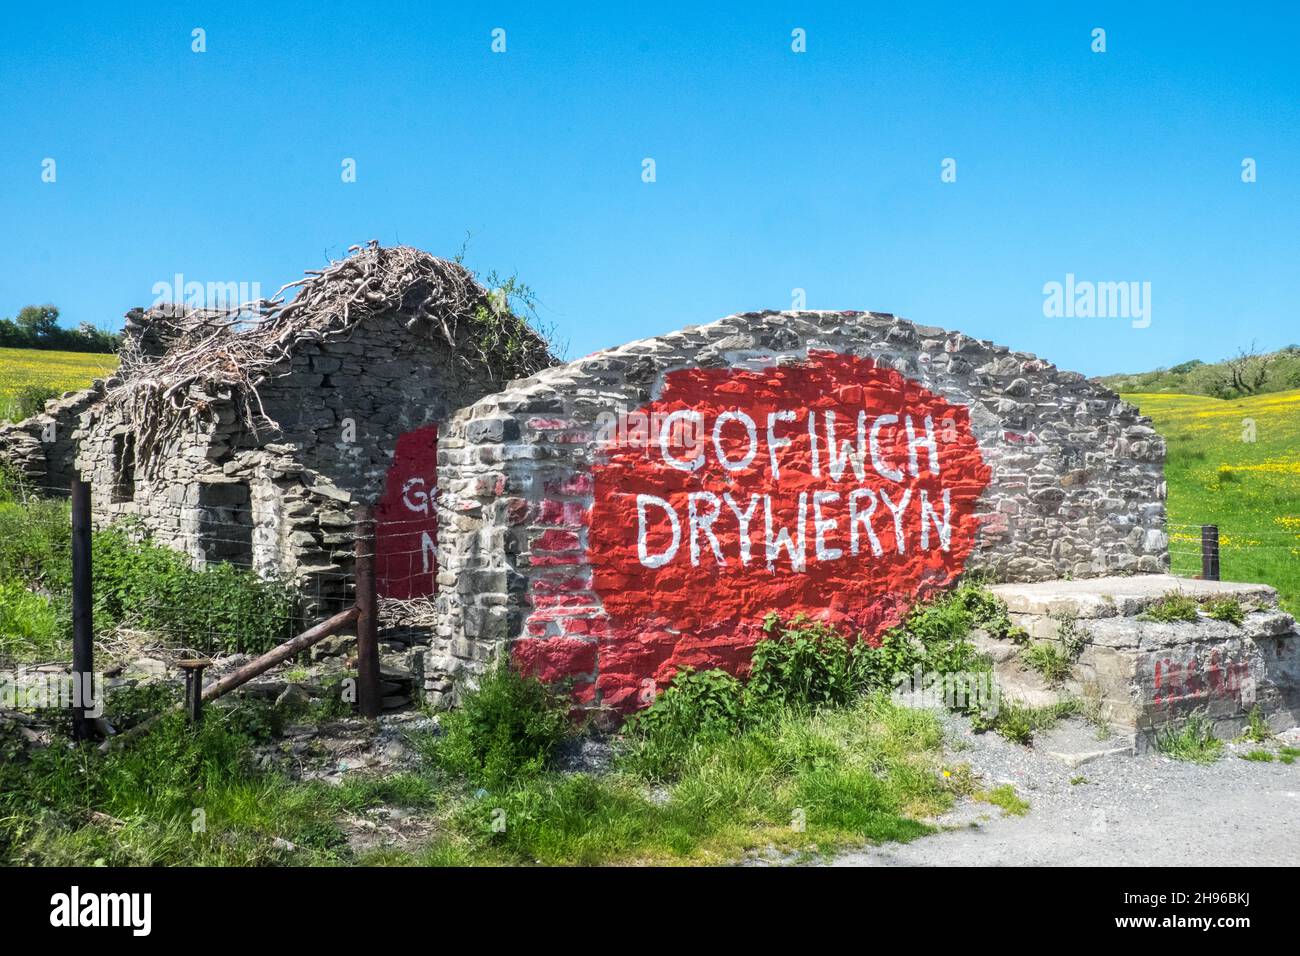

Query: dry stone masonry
(431, 309), (1169, 718)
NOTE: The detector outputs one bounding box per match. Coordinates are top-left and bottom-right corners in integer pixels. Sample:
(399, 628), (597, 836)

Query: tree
(14, 304), (59, 339)
(1210, 341), (1273, 398)
(0, 304), (120, 353)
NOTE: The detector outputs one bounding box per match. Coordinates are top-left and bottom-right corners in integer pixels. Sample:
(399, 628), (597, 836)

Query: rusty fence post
(70, 479), (95, 741)
(178, 659), (210, 724)
(354, 505), (381, 718)
(1201, 524), (1220, 581)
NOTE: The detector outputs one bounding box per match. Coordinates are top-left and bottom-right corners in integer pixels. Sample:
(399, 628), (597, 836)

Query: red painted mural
(515, 351), (992, 712)
(374, 424), (439, 599)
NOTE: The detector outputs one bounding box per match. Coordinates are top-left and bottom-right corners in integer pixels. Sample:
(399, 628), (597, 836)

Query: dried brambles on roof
(105, 242), (554, 470)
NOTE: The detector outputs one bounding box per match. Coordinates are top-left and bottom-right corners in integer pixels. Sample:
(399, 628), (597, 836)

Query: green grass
(975, 784), (1029, 816)
(1022, 641), (1073, 684)
(0, 692), (955, 867)
(0, 347), (116, 421)
(433, 697), (950, 866)
(1155, 714), (1224, 764)
(1240, 749), (1274, 763)
(970, 698), (1084, 745)
(1122, 389), (1300, 615)
(1241, 706), (1272, 744)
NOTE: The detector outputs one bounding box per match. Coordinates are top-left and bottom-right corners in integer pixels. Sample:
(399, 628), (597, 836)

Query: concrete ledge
(989, 574), (1277, 618)
(984, 574), (1299, 750)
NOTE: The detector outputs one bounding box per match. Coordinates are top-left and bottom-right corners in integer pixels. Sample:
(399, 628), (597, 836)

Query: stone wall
(21, 306), (521, 617)
(430, 309), (1168, 717)
(0, 384), (105, 491)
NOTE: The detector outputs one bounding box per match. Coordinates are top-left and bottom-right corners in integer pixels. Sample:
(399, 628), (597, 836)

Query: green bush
(0, 580), (66, 660)
(0, 492), (294, 656)
(748, 615), (864, 710)
(621, 667), (747, 780)
(0, 496), (73, 593)
(91, 525), (296, 654)
(12, 385), (60, 420)
(625, 584), (1012, 779)
(434, 658), (572, 790)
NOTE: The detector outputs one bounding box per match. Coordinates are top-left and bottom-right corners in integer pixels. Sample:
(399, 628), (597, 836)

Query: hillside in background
(1122, 388), (1300, 614)
(1101, 345), (1300, 398)
(0, 347), (117, 421)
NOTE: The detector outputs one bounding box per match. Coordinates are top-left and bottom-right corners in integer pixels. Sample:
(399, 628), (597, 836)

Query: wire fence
(0, 479), (441, 662)
(5, 474), (1297, 661)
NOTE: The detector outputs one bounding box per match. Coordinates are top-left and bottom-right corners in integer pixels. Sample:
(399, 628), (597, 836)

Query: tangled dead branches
(378, 596), (438, 629)
(105, 242), (555, 469)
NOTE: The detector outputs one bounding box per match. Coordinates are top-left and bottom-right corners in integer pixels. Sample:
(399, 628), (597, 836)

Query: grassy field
(0, 347), (117, 420)
(1122, 389), (1300, 614)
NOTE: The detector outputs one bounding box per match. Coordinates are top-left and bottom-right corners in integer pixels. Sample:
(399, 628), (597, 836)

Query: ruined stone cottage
(0, 245), (555, 619)
(5, 255), (1296, 742)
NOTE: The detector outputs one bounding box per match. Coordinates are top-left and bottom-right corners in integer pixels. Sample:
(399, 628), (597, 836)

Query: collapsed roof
(105, 242), (557, 468)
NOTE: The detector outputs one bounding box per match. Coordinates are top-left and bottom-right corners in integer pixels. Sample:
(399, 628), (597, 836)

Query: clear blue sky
(1, 1), (1296, 376)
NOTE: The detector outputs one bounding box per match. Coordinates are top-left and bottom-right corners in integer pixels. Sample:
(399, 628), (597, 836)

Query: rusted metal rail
(100, 605), (359, 751)
(87, 502), (381, 747)
(200, 605), (359, 703)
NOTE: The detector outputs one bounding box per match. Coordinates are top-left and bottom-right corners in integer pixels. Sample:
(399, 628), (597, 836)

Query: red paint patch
(521, 352), (992, 711)
(513, 636), (598, 682)
(375, 424), (438, 599)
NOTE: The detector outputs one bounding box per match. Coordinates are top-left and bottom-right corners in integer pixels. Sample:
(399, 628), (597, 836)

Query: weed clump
(1155, 713), (1223, 764)
(433, 658), (572, 790)
(1141, 592), (1201, 623)
(1204, 598), (1245, 626)
(1023, 642), (1073, 684)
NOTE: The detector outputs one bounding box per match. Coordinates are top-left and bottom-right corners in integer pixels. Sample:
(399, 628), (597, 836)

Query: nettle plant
(622, 582), (1020, 777)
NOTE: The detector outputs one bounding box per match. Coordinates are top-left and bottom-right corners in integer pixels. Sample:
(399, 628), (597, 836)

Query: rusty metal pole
(70, 479), (95, 741)
(178, 659), (210, 724)
(1201, 524), (1220, 581)
(354, 505), (381, 718)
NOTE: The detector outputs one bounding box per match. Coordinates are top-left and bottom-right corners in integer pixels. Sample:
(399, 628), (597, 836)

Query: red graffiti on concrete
(375, 424), (438, 599)
(514, 351), (991, 712)
(1151, 651), (1250, 708)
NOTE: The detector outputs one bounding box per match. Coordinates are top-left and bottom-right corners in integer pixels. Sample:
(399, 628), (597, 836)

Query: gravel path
(829, 713), (1300, 867)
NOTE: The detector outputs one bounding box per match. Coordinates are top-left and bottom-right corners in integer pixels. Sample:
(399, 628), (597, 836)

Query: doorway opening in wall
(196, 479), (254, 568)
(111, 433), (135, 503)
